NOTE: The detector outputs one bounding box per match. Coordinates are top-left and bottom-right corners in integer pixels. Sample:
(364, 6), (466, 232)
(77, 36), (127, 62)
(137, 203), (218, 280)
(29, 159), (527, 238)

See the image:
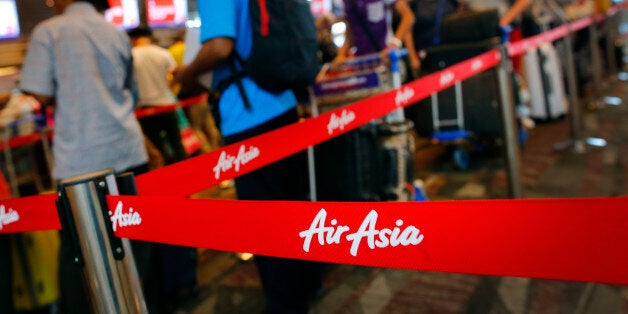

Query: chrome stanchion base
(553, 137), (607, 154)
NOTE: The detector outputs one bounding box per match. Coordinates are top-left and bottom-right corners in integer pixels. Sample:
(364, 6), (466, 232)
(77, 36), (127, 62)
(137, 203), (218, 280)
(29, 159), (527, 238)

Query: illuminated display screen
(0, 0), (20, 40)
(146, 0), (188, 28)
(105, 0), (140, 30)
(310, 0), (332, 17)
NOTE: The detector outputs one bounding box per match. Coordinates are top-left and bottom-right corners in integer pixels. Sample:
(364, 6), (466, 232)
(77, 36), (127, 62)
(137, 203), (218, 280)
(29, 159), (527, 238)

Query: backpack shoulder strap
(226, 52), (252, 110)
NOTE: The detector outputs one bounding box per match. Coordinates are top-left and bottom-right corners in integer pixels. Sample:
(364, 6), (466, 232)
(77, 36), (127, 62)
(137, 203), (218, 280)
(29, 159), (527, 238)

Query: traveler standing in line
(168, 31), (223, 153)
(332, 0), (417, 68)
(128, 26), (188, 164)
(19, 0), (148, 312)
(128, 26), (199, 314)
(174, 1), (322, 313)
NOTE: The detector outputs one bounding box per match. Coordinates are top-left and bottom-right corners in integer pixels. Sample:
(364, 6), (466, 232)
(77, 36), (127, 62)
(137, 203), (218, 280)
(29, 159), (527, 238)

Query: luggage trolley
(429, 81), (472, 170)
(309, 49), (416, 202)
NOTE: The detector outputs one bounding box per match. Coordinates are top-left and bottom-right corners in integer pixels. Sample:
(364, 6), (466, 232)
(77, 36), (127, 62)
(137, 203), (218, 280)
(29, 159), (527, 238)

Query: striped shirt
(20, 2), (147, 180)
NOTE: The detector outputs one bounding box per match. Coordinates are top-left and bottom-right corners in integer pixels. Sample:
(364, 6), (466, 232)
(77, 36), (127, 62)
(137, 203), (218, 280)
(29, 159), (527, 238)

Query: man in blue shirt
(175, 1), (321, 313)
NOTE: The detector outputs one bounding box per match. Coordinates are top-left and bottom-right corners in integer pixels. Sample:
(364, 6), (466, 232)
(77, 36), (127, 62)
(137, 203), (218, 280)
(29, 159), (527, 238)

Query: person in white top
(129, 26), (187, 163)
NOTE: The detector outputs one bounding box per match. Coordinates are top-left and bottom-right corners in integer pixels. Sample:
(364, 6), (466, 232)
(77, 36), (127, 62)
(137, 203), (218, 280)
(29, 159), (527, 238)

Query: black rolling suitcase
(405, 38), (503, 139)
(315, 124), (382, 202)
(314, 121), (414, 202)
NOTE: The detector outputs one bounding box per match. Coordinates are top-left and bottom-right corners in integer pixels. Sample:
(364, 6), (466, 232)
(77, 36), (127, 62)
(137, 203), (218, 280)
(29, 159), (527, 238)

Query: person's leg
(224, 108), (322, 313)
(159, 111), (188, 162)
(139, 115), (168, 159)
(0, 234), (14, 314)
(58, 232), (91, 314)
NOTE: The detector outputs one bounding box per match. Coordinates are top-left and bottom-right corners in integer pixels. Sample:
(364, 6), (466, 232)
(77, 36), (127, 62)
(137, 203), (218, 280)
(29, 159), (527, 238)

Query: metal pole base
(553, 137), (607, 154)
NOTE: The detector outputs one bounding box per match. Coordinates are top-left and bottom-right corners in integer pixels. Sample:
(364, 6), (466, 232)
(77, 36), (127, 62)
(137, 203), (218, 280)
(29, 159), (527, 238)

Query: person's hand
(409, 51), (421, 74)
(172, 65), (190, 86)
(330, 54), (347, 72)
(173, 65), (199, 98)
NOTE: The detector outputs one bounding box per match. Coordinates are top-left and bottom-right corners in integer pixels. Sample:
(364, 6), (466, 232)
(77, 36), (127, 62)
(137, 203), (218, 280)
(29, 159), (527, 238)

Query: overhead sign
(0, 0), (20, 40)
(146, 0), (188, 28)
(105, 0), (140, 30)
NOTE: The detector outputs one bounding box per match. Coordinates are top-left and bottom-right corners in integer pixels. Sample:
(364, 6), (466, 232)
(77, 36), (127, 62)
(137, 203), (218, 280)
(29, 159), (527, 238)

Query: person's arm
(500, 0), (532, 27)
(19, 27), (56, 107)
(391, 0), (415, 48)
(20, 92), (53, 107)
(174, 37), (234, 94)
(403, 32), (421, 74)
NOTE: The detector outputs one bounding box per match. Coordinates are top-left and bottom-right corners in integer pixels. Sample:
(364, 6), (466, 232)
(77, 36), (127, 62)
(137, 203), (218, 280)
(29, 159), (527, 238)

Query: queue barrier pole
(56, 169), (147, 314)
(546, 0), (588, 153)
(604, 12), (618, 77)
(589, 19), (604, 95)
(496, 45), (522, 199)
(2, 128), (20, 196)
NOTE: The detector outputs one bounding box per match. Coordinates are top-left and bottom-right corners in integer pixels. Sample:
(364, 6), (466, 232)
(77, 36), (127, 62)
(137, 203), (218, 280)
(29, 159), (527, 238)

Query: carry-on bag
(523, 43), (568, 121)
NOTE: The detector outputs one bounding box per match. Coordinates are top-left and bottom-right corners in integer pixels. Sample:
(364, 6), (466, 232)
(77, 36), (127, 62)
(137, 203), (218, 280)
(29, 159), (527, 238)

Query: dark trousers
(0, 234), (14, 313)
(139, 110), (187, 163)
(224, 108), (322, 313)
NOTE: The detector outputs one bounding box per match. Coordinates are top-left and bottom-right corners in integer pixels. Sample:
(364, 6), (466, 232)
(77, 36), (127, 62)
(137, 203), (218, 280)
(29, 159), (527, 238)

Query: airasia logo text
(110, 201), (142, 232)
(327, 109), (356, 135)
(299, 209), (425, 256)
(0, 205), (19, 230)
(213, 145), (260, 180)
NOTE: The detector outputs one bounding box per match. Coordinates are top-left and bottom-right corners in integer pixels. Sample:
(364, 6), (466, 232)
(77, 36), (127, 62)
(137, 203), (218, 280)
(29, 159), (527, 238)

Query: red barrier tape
(134, 94), (208, 119)
(508, 25), (570, 57)
(0, 194), (60, 233)
(507, 8), (622, 58)
(136, 50), (501, 197)
(108, 195), (628, 285)
(0, 133), (44, 151)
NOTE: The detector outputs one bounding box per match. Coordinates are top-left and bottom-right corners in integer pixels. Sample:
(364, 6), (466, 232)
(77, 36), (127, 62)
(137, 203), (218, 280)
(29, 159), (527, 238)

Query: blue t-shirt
(198, 0), (297, 137)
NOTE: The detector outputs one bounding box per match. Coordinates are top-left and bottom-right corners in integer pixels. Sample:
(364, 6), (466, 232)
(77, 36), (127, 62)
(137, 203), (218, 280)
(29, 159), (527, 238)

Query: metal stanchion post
(557, 25), (588, 153)
(307, 87), (319, 202)
(2, 128), (19, 196)
(496, 45), (522, 199)
(545, 0), (608, 152)
(39, 127), (56, 191)
(605, 13), (618, 77)
(56, 168), (147, 314)
(589, 21), (604, 94)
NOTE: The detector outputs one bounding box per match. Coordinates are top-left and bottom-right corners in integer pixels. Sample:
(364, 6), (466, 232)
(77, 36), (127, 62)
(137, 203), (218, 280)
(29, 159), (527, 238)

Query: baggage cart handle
(341, 48), (408, 67)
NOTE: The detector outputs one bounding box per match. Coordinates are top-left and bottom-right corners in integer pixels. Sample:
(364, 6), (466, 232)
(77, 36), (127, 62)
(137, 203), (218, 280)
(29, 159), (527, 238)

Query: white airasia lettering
(395, 87), (415, 107)
(299, 209), (425, 256)
(110, 201), (142, 232)
(471, 59), (484, 71)
(327, 109), (356, 135)
(440, 71), (455, 87)
(0, 205), (19, 230)
(213, 145), (261, 180)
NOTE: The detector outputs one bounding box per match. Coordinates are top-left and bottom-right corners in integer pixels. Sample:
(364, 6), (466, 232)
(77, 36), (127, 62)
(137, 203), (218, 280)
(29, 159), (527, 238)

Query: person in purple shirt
(332, 0), (417, 69)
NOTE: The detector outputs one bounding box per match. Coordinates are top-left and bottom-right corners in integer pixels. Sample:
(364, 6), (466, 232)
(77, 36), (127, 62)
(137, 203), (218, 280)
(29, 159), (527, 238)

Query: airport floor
(173, 75), (628, 313)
